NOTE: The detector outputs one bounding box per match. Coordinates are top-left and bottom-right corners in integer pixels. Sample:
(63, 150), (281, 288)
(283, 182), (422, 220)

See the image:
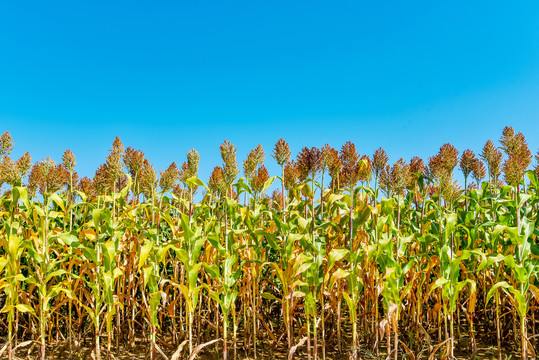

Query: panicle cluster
(140, 159), (158, 197)
(220, 140), (239, 188)
(61, 149), (79, 199)
(160, 162), (179, 191)
(339, 141), (360, 188)
(439, 143), (459, 173)
(243, 145), (265, 180)
(379, 158), (410, 197)
(320, 144), (333, 172)
(408, 156), (426, 185)
(284, 161), (299, 190)
(0, 131), (14, 158)
(124, 147), (145, 179)
(252, 165), (270, 193)
(296, 147), (322, 181)
(3, 126), (538, 207)
(106, 137), (125, 185)
(78, 177), (96, 200)
(480, 140), (503, 182)
(0, 156), (19, 187)
(271, 188), (282, 208)
(28, 157), (69, 196)
(327, 148), (342, 183)
(0, 151), (32, 187)
(208, 166), (226, 197)
(62, 149), (76, 174)
(427, 184), (439, 198)
(272, 138), (291, 166)
(372, 147), (389, 179)
(186, 149), (200, 178)
(338, 142), (371, 189)
(357, 155), (372, 183)
(93, 164), (111, 195)
(460, 149), (476, 181)
(179, 148), (200, 195)
(429, 143), (459, 182)
(0, 132), (28, 188)
(471, 159), (486, 186)
(16, 152), (32, 180)
(441, 180), (462, 207)
(500, 126), (532, 187)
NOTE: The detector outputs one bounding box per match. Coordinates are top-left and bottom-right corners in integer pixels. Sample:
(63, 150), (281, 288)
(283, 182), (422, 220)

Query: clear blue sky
(1, 1), (539, 185)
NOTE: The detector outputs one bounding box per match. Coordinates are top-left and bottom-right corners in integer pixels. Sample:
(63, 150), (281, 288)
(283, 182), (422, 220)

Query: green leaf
(15, 304), (36, 316)
(119, 174), (133, 199)
(180, 213), (193, 244)
(526, 170), (538, 188)
(203, 263), (220, 280)
(189, 263), (202, 289)
(261, 176), (275, 194)
(187, 176), (212, 196)
(327, 248), (348, 271)
(355, 204), (371, 225)
(261, 292), (280, 301)
(138, 240), (153, 270)
(49, 193), (66, 213)
(429, 278), (449, 294)
(343, 293), (357, 322)
(56, 233), (81, 248)
(81, 246), (98, 265)
(486, 281), (527, 318)
(12, 186), (29, 209)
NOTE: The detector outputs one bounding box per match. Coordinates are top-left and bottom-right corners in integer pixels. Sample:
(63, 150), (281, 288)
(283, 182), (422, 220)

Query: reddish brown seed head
(78, 176), (96, 201)
(28, 158), (69, 196)
(283, 160), (299, 190)
(0, 156), (18, 186)
(253, 165), (270, 193)
(159, 162), (179, 192)
(0, 131), (14, 158)
(220, 139), (240, 187)
(460, 149), (476, 180)
(439, 143), (459, 174)
(106, 137), (125, 183)
(140, 159), (158, 197)
(372, 147), (389, 176)
(208, 166), (227, 197)
(16, 152), (32, 180)
(272, 138), (291, 166)
(244, 145), (265, 180)
(62, 149), (76, 173)
(297, 147), (322, 181)
(124, 147), (145, 178)
(339, 142), (360, 187)
(408, 156), (426, 184)
(471, 159), (486, 185)
(499, 127), (532, 186)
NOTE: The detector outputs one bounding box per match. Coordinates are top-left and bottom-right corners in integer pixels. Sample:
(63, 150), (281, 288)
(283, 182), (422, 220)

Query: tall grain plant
(2, 126), (539, 360)
(339, 141), (360, 249)
(272, 138), (291, 212)
(27, 158), (73, 360)
(496, 126), (533, 360)
(0, 139), (33, 360)
(218, 139), (240, 360)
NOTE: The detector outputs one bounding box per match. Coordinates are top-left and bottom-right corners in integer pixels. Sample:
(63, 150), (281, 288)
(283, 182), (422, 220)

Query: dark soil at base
(5, 338), (523, 360)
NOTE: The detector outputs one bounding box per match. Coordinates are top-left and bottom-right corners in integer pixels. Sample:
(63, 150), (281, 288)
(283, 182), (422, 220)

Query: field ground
(4, 335), (524, 360)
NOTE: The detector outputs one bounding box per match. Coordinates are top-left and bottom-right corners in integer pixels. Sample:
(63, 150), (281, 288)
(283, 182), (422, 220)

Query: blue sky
(1, 1), (539, 186)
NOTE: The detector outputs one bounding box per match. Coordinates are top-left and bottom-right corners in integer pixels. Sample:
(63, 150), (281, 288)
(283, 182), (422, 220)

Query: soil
(5, 337), (522, 360)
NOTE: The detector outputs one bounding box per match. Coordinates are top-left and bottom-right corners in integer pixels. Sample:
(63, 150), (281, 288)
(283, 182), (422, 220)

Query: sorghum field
(0, 126), (538, 360)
